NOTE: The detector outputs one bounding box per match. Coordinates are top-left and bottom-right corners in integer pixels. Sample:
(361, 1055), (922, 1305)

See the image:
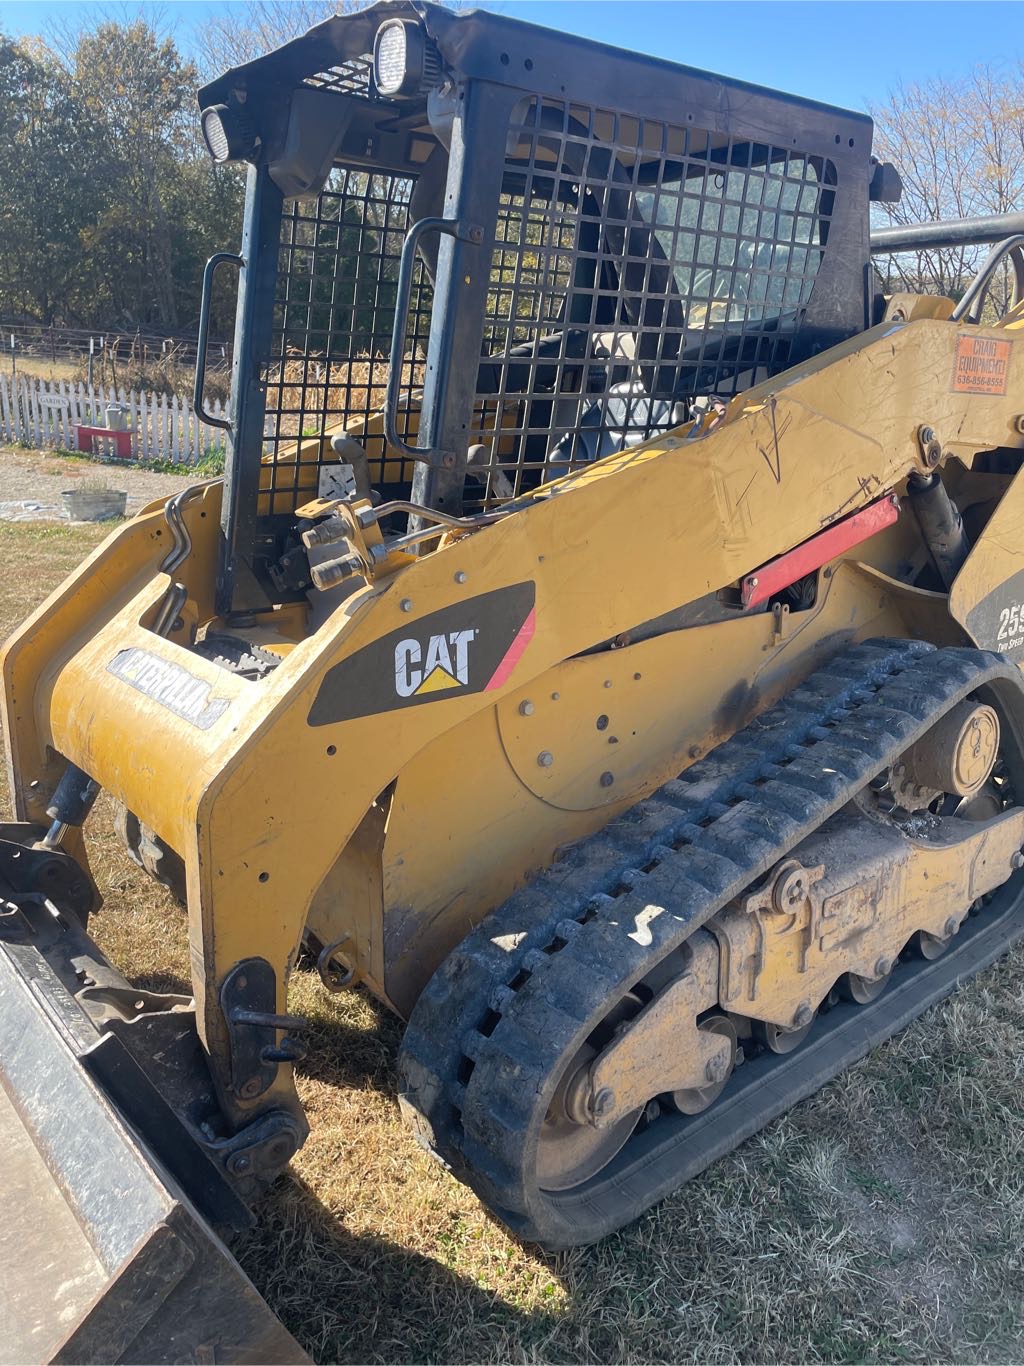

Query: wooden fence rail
(0, 374), (227, 464)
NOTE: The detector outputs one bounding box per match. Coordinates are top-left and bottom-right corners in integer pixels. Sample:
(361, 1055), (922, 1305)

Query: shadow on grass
(123, 965), (562, 1360)
(125, 970), (404, 1095)
(296, 986), (404, 1097)
(234, 1172), (560, 1365)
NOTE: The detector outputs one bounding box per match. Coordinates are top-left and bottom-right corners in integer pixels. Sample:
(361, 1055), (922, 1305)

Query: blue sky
(0, 0), (1018, 112)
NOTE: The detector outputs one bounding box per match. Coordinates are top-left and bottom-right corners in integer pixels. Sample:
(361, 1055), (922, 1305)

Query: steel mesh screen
(255, 97), (835, 521)
(466, 97), (836, 509)
(259, 166), (432, 515)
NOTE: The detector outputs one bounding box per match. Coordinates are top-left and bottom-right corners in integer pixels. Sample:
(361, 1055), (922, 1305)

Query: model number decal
(965, 571), (1024, 657)
(997, 603), (1024, 649)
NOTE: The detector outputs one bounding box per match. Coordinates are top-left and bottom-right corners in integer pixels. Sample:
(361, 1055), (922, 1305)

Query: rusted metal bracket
(583, 933), (725, 1128)
(0, 828), (100, 926)
(220, 958), (307, 1101)
(916, 424), (944, 469)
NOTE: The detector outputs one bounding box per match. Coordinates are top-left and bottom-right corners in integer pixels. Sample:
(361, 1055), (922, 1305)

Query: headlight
(200, 104), (257, 164)
(372, 19), (440, 99)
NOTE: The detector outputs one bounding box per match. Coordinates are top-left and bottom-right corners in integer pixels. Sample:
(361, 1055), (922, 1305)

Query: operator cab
(197, 0), (898, 614)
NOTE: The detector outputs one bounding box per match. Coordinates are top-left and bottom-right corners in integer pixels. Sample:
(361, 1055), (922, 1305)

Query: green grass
(1, 519), (1023, 1363)
(146, 451), (226, 476)
(34, 443), (226, 477)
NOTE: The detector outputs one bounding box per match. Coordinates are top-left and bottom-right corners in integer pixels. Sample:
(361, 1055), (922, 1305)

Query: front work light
(201, 104), (258, 164)
(372, 19), (441, 99)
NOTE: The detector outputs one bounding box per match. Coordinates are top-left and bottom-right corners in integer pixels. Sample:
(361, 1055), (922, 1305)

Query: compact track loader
(5, 0), (1024, 1356)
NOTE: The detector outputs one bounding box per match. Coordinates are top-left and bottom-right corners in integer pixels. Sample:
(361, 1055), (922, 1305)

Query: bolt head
(454, 571), (467, 584)
(773, 865), (809, 914)
(400, 598), (413, 613)
(943, 915), (958, 938)
(240, 1078), (261, 1099)
(793, 1003), (813, 1027)
(537, 750), (554, 768)
(600, 771), (614, 788)
(519, 699), (535, 717)
(874, 956), (893, 978)
(1011, 851), (1024, 871)
(590, 1086), (616, 1126)
(705, 1054), (727, 1083)
(228, 1153), (252, 1174)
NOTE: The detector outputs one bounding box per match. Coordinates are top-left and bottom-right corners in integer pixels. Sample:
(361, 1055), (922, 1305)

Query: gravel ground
(0, 446), (191, 521)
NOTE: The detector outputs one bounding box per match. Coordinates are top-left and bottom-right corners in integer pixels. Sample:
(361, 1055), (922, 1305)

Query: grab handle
(385, 217), (483, 462)
(193, 252), (242, 431)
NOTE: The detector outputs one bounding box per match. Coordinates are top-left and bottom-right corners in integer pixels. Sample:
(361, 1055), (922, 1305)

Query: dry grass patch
(6, 357), (82, 385)
(1, 519), (1023, 1363)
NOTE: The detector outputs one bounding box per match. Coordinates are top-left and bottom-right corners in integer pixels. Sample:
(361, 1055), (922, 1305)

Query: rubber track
(399, 640), (1024, 1248)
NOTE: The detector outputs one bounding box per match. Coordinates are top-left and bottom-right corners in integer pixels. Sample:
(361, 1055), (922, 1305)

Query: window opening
(466, 97), (835, 509)
(259, 164), (433, 517)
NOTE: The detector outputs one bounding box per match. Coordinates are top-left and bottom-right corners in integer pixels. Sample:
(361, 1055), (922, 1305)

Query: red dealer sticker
(951, 335), (1012, 396)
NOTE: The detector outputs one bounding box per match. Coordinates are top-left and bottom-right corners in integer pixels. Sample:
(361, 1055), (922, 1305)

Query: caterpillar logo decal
(107, 647), (230, 730)
(394, 629), (477, 696)
(308, 582), (536, 726)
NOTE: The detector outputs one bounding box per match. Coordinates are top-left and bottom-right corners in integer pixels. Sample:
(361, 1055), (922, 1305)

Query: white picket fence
(0, 373), (227, 464)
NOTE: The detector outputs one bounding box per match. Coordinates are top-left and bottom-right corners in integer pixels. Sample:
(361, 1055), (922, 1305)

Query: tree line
(0, 24), (241, 335)
(0, 5), (1020, 340)
(0, 2), (342, 338)
(870, 67), (1024, 312)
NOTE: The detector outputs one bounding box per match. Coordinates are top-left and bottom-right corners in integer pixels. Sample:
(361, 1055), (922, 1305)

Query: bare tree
(197, 0), (464, 80)
(870, 65), (1024, 312)
(198, 1), (353, 79)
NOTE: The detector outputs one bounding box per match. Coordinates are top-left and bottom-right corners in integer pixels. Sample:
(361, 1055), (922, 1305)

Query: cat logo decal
(308, 582), (536, 725)
(394, 629), (477, 697)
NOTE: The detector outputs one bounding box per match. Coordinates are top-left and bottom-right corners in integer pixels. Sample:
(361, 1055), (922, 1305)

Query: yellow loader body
(4, 0), (1024, 1351)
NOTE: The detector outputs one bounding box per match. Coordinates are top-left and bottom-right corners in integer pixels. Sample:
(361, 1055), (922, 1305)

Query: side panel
(378, 561), (965, 1013)
(950, 458), (1024, 655)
